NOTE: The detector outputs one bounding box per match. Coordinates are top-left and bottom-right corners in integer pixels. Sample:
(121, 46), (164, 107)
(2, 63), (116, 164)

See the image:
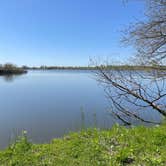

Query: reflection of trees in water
(3, 75), (17, 82)
(1, 72), (27, 82)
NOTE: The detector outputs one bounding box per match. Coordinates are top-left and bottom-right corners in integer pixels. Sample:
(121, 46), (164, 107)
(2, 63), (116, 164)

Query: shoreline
(0, 124), (165, 165)
(25, 65), (166, 71)
(0, 69), (27, 76)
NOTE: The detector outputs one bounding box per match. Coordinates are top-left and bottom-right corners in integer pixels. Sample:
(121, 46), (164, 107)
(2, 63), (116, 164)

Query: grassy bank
(0, 124), (166, 166)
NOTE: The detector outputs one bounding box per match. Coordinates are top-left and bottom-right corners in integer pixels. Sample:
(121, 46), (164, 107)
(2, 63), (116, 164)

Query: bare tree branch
(122, 0), (166, 65)
(93, 63), (166, 125)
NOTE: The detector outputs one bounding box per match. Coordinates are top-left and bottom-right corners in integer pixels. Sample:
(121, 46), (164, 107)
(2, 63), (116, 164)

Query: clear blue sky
(0, 0), (145, 66)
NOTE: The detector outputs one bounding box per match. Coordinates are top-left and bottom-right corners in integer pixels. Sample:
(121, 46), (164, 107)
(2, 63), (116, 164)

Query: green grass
(0, 124), (166, 166)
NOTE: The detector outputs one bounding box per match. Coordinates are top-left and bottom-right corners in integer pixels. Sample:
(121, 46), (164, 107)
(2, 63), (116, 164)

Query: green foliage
(0, 125), (166, 165)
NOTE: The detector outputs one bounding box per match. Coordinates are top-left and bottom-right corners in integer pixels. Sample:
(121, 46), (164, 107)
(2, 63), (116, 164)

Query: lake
(0, 70), (114, 149)
(0, 70), (162, 149)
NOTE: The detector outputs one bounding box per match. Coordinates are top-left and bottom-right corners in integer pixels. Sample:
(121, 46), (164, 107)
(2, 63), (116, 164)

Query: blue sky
(0, 0), (145, 66)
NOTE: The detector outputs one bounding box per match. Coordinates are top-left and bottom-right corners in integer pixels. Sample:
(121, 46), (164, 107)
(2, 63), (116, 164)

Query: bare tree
(95, 0), (166, 125)
(95, 65), (166, 125)
(123, 0), (166, 65)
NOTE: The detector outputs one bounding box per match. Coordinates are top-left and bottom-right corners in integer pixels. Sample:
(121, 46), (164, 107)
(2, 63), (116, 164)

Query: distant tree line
(21, 65), (166, 71)
(0, 63), (27, 75)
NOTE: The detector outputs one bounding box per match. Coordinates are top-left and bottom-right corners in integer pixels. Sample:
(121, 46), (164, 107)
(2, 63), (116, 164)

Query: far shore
(24, 65), (166, 71)
(0, 63), (28, 76)
(0, 70), (27, 76)
(0, 68), (27, 76)
(1, 64), (166, 76)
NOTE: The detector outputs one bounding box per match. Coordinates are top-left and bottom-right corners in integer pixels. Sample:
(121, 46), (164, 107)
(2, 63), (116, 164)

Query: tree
(123, 0), (166, 65)
(95, 65), (166, 125)
(3, 63), (17, 70)
(95, 0), (166, 125)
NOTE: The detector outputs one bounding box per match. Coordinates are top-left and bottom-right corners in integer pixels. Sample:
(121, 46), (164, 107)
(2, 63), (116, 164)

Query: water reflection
(2, 75), (16, 82)
(1, 72), (28, 82)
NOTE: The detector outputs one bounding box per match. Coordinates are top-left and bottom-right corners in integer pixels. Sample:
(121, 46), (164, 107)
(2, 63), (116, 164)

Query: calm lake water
(0, 70), (113, 149)
(0, 70), (162, 149)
